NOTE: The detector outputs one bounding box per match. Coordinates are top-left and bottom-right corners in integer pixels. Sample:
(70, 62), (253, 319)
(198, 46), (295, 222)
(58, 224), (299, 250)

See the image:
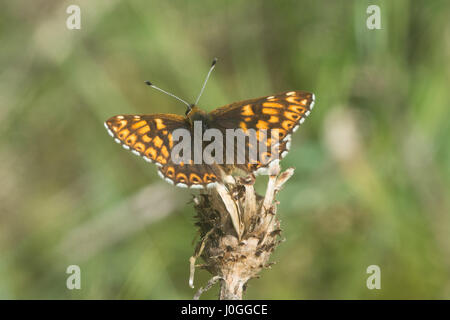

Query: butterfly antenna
(194, 58), (217, 106)
(144, 80), (191, 108)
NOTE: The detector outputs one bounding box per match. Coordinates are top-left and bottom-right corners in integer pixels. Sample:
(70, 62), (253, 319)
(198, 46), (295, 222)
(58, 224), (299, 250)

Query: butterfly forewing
(105, 114), (187, 165)
(208, 90), (315, 173)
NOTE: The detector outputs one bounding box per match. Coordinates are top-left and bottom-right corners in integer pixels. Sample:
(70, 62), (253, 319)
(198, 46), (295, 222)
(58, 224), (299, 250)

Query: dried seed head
(190, 165), (295, 299)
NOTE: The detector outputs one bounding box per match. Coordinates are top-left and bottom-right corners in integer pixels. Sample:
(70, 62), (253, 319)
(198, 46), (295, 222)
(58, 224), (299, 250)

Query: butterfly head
(186, 104), (208, 123)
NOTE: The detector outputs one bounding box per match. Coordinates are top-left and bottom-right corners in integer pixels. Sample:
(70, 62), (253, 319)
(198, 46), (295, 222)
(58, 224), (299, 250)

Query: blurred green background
(1, 0), (449, 299)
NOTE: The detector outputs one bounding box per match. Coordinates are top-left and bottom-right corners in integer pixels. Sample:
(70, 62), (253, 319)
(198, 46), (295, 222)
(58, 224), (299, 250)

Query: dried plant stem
(189, 228), (214, 288)
(193, 276), (223, 300)
(190, 161), (294, 299)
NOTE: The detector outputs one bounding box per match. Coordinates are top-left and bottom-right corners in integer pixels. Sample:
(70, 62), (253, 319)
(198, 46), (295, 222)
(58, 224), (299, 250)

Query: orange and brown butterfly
(104, 59), (315, 189)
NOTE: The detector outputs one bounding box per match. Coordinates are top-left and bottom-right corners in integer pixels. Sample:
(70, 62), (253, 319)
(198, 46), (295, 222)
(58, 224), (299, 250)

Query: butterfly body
(105, 90), (315, 189)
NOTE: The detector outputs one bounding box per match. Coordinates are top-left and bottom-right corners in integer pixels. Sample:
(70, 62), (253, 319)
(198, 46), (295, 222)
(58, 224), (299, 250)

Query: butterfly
(104, 60), (315, 189)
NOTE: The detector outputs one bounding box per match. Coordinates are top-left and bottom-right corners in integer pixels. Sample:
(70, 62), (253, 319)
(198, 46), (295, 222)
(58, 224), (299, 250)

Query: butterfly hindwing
(158, 162), (222, 189)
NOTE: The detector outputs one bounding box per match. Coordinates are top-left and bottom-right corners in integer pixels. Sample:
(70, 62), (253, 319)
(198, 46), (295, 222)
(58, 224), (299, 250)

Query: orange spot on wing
(284, 111), (301, 121)
(137, 126), (150, 135)
(131, 120), (147, 130)
(286, 96), (307, 105)
(176, 173), (188, 183)
(134, 142), (146, 153)
(125, 134), (138, 146)
(268, 116), (279, 123)
(281, 120), (295, 131)
(153, 136), (163, 148)
(118, 129), (130, 140)
(145, 147), (157, 160)
(112, 120), (127, 132)
(154, 119), (166, 130)
(168, 133), (173, 148)
(262, 108), (278, 115)
(189, 173), (202, 184)
(256, 120), (269, 130)
(141, 134), (152, 143)
(288, 105), (306, 114)
(203, 173), (216, 183)
(277, 129), (287, 140)
(262, 102), (283, 108)
(166, 166), (175, 178)
(156, 155), (167, 164)
(241, 104), (254, 116)
(161, 145), (169, 158)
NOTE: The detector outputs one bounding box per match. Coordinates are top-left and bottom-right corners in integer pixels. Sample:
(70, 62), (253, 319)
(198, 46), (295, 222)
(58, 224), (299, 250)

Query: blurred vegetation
(0, 0), (449, 299)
